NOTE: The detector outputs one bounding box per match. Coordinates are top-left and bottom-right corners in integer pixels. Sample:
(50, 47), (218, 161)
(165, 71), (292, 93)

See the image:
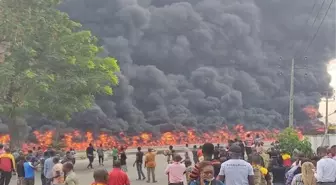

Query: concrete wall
(305, 134), (336, 152)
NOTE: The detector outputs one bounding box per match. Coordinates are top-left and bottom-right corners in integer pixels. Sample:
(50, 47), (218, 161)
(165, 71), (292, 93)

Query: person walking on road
(145, 148), (157, 183)
(86, 143), (95, 169)
(97, 144), (105, 166)
(133, 147), (146, 180)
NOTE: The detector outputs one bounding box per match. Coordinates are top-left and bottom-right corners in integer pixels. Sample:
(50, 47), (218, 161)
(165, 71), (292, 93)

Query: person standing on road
(189, 143), (221, 181)
(165, 154), (186, 185)
(133, 147), (146, 180)
(108, 160), (130, 185)
(145, 148), (157, 183)
(61, 152), (74, 165)
(97, 144), (105, 166)
(86, 143), (95, 169)
(44, 150), (56, 185)
(24, 156), (37, 185)
(190, 161), (225, 185)
(184, 144), (191, 160)
(164, 146), (175, 164)
(0, 148), (16, 185)
(192, 145), (198, 164)
(245, 134), (254, 157)
(16, 156), (25, 185)
(91, 169), (108, 185)
(52, 157), (64, 185)
(91, 169), (109, 185)
(217, 144), (255, 185)
(69, 148), (76, 165)
(63, 163), (79, 185)
(120, 147), (127, 172)
(40, 151), (49, 185)
(112, 146), (118, 165)
(314, 146), (336, 184)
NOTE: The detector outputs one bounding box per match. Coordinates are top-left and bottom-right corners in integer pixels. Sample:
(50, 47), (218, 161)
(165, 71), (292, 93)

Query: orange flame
(0, 124), (317, 150)
(303, 105), (319, 119)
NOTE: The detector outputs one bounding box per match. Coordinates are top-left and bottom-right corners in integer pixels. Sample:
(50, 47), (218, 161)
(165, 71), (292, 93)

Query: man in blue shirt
(44, 150), (56, 185)
(24, 156), (36, 185)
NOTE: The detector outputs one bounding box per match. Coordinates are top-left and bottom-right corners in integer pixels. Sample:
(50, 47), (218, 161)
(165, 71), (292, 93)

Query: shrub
(278, 127), (313, 157)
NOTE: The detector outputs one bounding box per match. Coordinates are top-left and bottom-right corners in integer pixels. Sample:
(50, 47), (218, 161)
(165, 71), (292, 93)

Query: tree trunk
(8, 116), (20, 149)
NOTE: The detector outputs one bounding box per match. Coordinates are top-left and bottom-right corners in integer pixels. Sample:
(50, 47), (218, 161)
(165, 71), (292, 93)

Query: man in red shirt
(108, 160), (130, 185)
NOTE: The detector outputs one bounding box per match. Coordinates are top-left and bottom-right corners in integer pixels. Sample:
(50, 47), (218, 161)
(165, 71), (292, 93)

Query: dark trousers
(41, 174), (46, 185)
(245, 147), (252, 156)
(24, 178), (34, 185)
(87, 156), (94, 168)
(136, 162), (145, 179)
(45, 178), (52, 185)
(193, 157), (198, 164)
(113, 156), (118, 165)
(146, 167), (156, 182)
(98, 155), (104, 165)
(0, 171), (12, 185)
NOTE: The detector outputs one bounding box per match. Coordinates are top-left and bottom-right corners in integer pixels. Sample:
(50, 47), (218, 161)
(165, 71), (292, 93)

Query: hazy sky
(319, 58), (336, 124)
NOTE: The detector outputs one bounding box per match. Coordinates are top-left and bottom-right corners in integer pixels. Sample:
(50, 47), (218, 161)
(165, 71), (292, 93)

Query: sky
(319, 58), (336, 124)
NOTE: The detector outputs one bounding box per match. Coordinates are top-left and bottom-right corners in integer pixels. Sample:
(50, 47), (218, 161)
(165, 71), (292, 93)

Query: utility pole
(289, 58), (295, 127)
(325, 91), (329, 135)
(322, 91), (330, 146)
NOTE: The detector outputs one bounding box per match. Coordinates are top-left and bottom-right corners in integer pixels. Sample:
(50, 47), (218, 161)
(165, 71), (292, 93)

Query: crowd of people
(0, 135), (335, 185)
(157, 134), (336, 185)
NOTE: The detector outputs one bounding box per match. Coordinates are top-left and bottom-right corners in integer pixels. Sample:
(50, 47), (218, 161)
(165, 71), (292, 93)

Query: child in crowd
(91, 169), (109, 185)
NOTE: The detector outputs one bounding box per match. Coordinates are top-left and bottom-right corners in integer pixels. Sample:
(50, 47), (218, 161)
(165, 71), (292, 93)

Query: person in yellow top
(251, 154), (271, 185)
(0, 148), (16, 185)
(145, 148), (157, 183)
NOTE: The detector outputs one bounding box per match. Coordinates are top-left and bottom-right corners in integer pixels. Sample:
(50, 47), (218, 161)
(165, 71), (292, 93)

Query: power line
(288, 0), (319, 56)
(311, 0), (327, 29)
(299, 0), (335, 58)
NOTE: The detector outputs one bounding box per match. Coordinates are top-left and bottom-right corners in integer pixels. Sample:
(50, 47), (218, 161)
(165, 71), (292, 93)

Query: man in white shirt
(314, 147), (336, 185)
(217, 144), (254, 185)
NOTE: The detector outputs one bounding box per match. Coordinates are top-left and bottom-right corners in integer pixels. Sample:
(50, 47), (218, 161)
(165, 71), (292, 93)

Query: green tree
(0, 0), (119, 145)
(278, 127), (313, 157)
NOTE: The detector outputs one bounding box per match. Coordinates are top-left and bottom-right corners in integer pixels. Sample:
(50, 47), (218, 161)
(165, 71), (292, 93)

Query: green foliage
(278, 127), (313, 157)
(0, 0), (119, 122)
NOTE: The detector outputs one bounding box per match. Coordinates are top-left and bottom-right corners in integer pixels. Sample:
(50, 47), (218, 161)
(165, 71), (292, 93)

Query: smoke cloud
(26, 0), (336, 135)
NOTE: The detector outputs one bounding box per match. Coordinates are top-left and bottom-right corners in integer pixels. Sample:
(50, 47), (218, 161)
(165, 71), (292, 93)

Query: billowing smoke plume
(27, 0), (336, 135)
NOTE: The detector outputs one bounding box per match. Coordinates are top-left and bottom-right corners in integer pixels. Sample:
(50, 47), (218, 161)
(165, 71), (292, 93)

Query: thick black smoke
(24, 0), (336, 135)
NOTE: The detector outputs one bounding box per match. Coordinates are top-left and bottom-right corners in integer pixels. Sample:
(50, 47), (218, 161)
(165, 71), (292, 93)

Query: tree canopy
(0, 0), (119, 143)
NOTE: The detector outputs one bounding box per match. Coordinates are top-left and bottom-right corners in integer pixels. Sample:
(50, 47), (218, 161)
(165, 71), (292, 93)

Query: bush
(278, 127), (313, 157)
